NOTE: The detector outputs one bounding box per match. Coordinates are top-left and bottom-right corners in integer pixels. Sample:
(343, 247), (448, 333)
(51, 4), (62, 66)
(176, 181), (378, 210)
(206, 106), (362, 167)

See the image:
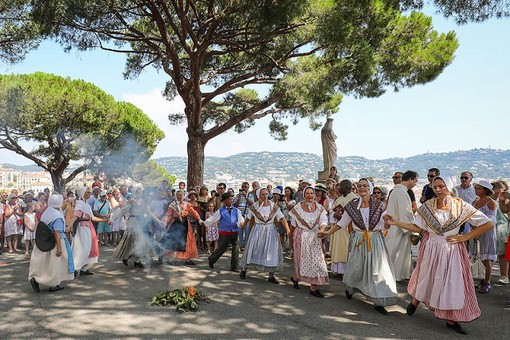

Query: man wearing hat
(29, 193), (74, 292)
(203, 192), (245, 271)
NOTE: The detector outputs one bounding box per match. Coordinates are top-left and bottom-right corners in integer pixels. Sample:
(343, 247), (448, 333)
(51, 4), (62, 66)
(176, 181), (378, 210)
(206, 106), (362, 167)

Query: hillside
(154, 148), (510, 182)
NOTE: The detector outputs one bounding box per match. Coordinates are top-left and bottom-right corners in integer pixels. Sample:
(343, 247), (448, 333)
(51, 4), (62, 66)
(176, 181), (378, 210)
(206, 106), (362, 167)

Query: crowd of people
(1, 168), (509, 335)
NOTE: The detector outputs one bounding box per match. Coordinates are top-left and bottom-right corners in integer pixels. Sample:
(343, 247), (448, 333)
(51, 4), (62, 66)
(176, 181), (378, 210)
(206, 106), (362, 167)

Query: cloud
(122, 89), (188, 158)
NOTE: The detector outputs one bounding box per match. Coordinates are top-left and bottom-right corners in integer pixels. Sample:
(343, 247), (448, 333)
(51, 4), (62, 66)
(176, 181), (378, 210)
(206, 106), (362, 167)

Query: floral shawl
(343, 197), (385, 231)
(417, 197), (477, 236)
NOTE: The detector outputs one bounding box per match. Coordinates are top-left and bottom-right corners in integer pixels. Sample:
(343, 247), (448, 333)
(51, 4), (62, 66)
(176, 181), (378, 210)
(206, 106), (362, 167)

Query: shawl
(288, 201), (325, 231)
(249, 200), (279, 224)
(417, 196), (477, 236)
(344, 197), (385, 231)
(40, 207), (64, 226)
(75, 199), (93, 217)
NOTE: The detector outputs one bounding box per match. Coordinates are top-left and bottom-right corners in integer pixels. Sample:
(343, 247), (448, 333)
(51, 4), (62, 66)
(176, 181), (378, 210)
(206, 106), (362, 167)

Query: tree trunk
(187, 137), (207, 188)
(50, 170), (65, 194)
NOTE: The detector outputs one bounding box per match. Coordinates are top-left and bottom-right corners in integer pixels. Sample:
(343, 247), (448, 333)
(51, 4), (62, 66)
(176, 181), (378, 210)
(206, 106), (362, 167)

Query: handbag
(35, 221), (56, 252)
(470, 239), (486, 280)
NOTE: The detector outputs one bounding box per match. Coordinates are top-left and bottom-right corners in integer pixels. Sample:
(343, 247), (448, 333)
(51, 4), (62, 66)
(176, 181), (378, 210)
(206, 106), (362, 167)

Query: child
(23, 202), (37, 259)
(205, 203), (219, 254)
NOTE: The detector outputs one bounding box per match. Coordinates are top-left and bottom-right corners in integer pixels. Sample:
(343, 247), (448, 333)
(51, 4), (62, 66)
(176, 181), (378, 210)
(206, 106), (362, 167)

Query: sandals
(479, 282), (492, 293)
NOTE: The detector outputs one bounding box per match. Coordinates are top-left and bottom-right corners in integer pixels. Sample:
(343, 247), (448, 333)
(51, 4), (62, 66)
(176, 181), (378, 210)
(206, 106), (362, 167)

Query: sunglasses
(392, 176), (401, 179)
(427, 175), (436, 178)
(460, 176), (469, 180)
(373, 191), (382, 194)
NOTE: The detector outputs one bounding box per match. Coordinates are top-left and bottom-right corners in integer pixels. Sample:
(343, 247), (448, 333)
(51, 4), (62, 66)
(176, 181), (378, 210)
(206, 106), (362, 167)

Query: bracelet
(419, 230), (427, 237)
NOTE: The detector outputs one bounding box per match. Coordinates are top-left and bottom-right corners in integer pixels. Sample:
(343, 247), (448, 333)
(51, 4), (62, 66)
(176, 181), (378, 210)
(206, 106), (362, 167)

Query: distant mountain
(0, 163), (42, 172)
(154, 148), (510, 182)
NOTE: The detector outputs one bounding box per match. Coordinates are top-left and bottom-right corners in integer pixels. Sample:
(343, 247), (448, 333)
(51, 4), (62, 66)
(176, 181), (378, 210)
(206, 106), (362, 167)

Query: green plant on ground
(151, 286), (207, 312)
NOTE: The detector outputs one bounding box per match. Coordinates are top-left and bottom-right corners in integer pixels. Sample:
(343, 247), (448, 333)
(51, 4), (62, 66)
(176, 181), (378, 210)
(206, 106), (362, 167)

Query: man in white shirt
(386, 170), (419, 282)
(455, 171), (476, 204)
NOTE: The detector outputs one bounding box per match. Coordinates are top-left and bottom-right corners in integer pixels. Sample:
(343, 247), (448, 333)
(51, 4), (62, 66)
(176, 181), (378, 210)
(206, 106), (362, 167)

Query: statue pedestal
(317, 170), (329, 183)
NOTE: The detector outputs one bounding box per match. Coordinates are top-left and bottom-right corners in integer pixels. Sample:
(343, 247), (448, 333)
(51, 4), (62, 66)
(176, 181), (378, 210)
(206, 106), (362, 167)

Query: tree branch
(202, 92), (283, 141)
(0, 128), (48, 169)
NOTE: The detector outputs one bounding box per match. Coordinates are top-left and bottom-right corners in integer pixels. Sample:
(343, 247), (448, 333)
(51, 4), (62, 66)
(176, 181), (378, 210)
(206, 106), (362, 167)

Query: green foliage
(0, 72), (164, 190)
(400, 0), (510, 24)
(130, 160), (176, 187)
(26, 1), (462, 184)
(0, 0), (42, 63)
(151, 286), (207, 312)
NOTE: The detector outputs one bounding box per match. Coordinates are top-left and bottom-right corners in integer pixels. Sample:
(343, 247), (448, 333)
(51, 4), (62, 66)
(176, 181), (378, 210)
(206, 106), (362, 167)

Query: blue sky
(1, 8), (509, 166)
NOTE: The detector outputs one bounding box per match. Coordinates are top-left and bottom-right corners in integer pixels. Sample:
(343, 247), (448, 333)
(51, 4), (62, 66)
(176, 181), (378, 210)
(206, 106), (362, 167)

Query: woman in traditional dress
(239, 188), (289, 283)
(386, 176), (494, 335)
(468, 180), (497, 293)
(289, 186), (329, 298)
(159, 190), (203, 265)
(329, 180), (357, 279)
(321, 178), (397, 314)
(29, 193), (74, 292)
(187, 190), (204, 251)
(72, 187), (108, 276)
(113, 187), (155, 268)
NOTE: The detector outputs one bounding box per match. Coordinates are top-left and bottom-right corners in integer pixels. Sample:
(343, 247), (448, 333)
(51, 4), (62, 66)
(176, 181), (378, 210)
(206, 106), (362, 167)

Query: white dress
(337, 205), (397, 306)
(240, 203), (284, 272)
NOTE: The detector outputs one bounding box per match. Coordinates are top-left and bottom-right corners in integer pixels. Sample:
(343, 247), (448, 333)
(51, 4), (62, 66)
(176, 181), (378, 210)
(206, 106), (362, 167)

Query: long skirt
(330, 228), (349, 274)
(72, 223), (98, 270)
(408, 233), (480, 322)
(113, 216), (155, 261)
(292, 227), (328, 285)
(240, 222), (283, 272)
(344, 230), (397, 307)
(160, 220), (198, 261)
(28, 239), (74, 287)
(385, 225), (412, 281)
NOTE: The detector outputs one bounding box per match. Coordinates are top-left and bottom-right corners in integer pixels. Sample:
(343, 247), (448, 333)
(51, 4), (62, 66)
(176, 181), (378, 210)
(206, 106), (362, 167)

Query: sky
(1, 7), (509, 166)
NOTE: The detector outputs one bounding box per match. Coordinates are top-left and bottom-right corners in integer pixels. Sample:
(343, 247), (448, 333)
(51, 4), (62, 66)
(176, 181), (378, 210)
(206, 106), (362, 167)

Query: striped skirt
(408, 233), (480, 322)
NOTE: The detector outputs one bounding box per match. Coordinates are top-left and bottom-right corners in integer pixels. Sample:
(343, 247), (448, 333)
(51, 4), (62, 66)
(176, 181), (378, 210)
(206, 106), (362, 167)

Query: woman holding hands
(385, 176), (494, 335)
(320, 178), (396, 314)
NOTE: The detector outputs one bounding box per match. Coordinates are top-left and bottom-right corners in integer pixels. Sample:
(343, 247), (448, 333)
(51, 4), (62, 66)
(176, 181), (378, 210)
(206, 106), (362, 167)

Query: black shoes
(309, 290), (324, 298)
(446, 322), (467, 335)
(406, 301), (418, 316)
(374, 305), (389, 315)
(345, 289), (353, 300)
(240, 270), (247, 280)
(80, 270), (94, 276)
(185, 260), (196, 265)
(30, 278), (40, 293)
(122, 259), (128, 266)
(48, 285), (64, 292)
(290, 276), (299, 289)
(267, 277), (280, 284)
(133, 261), (144, 268)
(231, 268), (239, 273)
(208, 258), (214, 269)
